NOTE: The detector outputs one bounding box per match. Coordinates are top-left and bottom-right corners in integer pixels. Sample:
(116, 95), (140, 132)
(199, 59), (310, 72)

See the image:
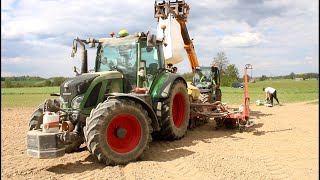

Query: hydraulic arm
(154, 0), (199, 73)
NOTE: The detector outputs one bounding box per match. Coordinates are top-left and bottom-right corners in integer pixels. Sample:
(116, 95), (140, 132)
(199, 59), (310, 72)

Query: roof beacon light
(110, 32), (115, 37)
(119, 30), (129, 37)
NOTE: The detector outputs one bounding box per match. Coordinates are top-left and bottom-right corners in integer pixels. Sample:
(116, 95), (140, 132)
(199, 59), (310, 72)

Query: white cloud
(220, 32), (264, 47)
(1, 0), (16, 10)
(194, 0), (237, 8)
(1, 57), (31, 64)
(264, 0), (317, 13)
(1, 0), (154, 40)
(1, 0), (318, 77)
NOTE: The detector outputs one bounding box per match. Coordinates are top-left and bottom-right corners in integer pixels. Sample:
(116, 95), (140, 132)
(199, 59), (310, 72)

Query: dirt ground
(1, 101), (319, 180)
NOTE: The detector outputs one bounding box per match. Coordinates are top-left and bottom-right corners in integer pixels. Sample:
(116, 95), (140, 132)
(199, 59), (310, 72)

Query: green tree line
(1, 77), (67, 88)
(181, 51), (318, 86)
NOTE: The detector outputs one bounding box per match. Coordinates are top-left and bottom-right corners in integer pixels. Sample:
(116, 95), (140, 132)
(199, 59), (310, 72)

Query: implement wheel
(224, 118), (237, 129)
(84, 99), (152, 165)
(157, 80), (190, 140)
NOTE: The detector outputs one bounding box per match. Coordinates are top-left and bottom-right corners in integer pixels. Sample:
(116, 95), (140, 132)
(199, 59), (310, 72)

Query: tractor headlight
(71, 95), (84, 109)
(58, 96), (65, 108)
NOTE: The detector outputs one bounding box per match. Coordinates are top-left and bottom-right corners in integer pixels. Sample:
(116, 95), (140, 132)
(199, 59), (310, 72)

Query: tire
(64, 136), (84, 153)
(29, 103), (44, 130)
(28, 102), (83, 153)
(157, 80), (190, 140)
(214, 89), (222, 102)
(224, 118), (237, 129)
(84, 99), (152, 165)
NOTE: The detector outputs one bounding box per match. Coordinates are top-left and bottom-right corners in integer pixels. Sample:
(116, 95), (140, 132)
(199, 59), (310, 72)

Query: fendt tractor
(27, 0), (192, 165)
(27, 0), (253, 165)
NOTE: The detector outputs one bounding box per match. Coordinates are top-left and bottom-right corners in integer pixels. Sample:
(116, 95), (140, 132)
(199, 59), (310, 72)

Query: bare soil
(1, 102), (319, 180)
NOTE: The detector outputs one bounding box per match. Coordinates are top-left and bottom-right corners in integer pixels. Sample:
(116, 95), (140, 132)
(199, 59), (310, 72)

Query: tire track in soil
(1, 103), (318, 180)
(258, 157), (291, 179)
(140, 133), (212, 179)
(161, 157), (211, 180)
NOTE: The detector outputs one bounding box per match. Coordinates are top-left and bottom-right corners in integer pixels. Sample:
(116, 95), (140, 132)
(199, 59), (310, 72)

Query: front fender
(107, 93), (160, 131)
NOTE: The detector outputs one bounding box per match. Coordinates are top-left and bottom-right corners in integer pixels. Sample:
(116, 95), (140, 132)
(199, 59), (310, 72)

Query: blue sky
(1, 0), (319, 78)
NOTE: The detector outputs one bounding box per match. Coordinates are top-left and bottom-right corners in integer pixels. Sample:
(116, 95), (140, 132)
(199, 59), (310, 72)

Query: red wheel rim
(172, 92), (186, 128)
(106, 114), (141, 153)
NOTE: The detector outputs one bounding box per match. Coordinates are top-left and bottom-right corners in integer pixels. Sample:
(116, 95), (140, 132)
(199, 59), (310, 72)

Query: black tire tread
(156, 80), (190, 140)
(84, 98), (152, 165)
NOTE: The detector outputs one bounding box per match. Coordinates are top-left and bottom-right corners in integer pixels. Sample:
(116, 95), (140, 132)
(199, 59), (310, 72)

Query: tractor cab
(70, 31), (166, 95)
(192, 66), (213, 93)
(192, 66), (221, 102)
(94, 33), (165, 93)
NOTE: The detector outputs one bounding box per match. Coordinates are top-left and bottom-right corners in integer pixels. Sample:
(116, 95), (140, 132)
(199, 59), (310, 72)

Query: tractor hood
(60, 73), (99, 105)
(60, 71), (123, 107)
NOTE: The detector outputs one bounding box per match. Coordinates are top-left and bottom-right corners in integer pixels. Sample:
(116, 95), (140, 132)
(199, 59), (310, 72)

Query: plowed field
(1, 102), (318, 180)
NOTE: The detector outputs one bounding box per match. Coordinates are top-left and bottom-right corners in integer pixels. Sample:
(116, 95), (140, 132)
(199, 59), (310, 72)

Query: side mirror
(71, 40), (78, 58)
(147, 33), (156, 47)
(139, 60), (146, 71)
(73, 66), (80, 76)
(138, 60), (146, 77)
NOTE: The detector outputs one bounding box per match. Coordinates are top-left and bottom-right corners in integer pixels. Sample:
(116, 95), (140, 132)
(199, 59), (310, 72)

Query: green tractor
(27, 31), (190, 165)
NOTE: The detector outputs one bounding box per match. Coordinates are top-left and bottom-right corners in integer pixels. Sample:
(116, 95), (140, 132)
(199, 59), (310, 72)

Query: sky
(1, 0), (319, 78)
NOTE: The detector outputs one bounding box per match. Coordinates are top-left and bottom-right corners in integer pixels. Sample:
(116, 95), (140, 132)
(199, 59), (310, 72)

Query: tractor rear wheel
(157, 80), (190, 140)
(84, 99), (152, 165)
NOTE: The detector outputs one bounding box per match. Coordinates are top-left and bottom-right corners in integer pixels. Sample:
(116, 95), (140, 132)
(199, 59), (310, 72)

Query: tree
(4, 79), (12, 88)
(52, 77), (67, 86)
(44, 80), (52, 87)
(221, 64), (239, 86)
(260, 75), (267, 81)
(212, 52), (229, 75)
(289, 72), (295, 79)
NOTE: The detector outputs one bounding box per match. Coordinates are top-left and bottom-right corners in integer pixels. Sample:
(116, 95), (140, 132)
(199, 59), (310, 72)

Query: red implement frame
(190, 64), (253, 132)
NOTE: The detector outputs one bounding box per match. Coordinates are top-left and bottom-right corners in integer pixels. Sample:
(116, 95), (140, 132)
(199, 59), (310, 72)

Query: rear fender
(150, 73), (187, 99)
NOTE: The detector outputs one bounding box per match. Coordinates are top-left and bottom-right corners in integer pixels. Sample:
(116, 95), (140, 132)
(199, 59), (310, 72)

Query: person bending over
(262, 87), (280, 106)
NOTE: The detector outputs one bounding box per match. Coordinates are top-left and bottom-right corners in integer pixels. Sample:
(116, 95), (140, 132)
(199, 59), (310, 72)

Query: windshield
(193, 67), (213, 89)
(194, 68), (212, 82)
(97, 40), (137, 74)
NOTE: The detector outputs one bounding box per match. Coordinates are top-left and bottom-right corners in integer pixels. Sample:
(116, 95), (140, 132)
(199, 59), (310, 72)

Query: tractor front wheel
(29, 103), (44, 131)
(84, 99), (152, 165)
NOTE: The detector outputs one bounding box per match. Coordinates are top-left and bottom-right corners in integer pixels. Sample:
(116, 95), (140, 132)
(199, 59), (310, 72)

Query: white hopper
(156, 14), (184, 65)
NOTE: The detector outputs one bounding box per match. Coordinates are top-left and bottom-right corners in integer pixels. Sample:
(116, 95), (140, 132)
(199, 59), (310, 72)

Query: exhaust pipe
(77, 38), (88, 74)
(80, 49), (88, 74)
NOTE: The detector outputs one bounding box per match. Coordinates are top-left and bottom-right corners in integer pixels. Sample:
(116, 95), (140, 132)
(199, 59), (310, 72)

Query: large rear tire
(157, 80), (190, 140)
(84, 99), (152, 165)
